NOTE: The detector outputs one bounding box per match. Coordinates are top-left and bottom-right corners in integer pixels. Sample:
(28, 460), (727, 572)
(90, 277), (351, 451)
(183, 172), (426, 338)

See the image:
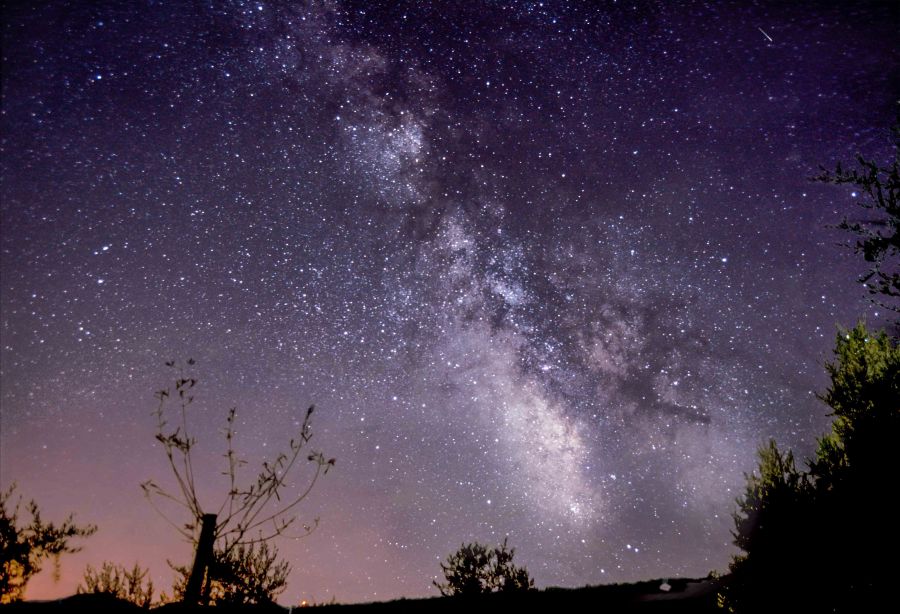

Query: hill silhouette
(0, 576), (718, 612)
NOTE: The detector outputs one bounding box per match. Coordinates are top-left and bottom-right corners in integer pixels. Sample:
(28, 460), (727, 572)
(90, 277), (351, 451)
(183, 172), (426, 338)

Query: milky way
(1, 0), (897, 605)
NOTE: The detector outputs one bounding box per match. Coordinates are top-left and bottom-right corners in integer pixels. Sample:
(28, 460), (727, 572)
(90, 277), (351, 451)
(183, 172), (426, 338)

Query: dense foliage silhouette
(721, 323), (899, 611)
(0, 484), (96, 603)
(434, 538), (533, 596)
(168, 542), (289, 606)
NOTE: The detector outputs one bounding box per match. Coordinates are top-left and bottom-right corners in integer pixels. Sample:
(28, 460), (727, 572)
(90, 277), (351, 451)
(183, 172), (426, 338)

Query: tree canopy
(0, 484), (96, 603)
(816, 123), (900, 313)
(721, 323), (899, 611)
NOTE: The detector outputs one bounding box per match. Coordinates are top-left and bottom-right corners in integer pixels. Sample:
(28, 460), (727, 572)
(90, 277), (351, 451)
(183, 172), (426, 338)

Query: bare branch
(143, 360), (332, 604)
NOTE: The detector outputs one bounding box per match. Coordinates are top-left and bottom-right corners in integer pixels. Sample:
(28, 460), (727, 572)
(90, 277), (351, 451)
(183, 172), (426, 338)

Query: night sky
(1, 0), (897, 606)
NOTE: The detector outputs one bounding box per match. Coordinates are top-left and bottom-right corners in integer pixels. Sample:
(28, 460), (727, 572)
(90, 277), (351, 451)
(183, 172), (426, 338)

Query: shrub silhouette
(77, 561), (154, 608)
(434, 538), (533, 596)
(721, 323), (899, 611)
(168, 541), (289, 606)
(0, 483), (96, 603)
(141, 359), (334, 605)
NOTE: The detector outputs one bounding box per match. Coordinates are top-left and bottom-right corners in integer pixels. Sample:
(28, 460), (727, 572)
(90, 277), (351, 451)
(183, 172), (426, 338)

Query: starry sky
(1, 0), (897, 606)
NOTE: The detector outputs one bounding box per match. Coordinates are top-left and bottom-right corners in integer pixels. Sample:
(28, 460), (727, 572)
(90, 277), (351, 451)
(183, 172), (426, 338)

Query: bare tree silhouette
(141, 359), (334, 605)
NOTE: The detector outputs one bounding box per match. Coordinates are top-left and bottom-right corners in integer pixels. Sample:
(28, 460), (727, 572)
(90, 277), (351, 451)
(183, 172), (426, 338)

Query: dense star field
(1, 0), (897, 605)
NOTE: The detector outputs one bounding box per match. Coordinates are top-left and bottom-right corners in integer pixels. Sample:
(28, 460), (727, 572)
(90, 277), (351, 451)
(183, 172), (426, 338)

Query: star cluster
(1, 0), (896, 605)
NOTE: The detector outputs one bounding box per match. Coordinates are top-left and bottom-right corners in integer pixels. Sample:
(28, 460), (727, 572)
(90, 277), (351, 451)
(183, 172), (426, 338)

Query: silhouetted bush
(168, 542), (289, 606)
(434, 538), (533, 596)
(77, 561), (154, 608)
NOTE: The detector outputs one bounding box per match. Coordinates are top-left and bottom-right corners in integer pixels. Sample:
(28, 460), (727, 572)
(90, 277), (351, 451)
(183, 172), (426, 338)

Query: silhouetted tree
(721, 323), (899, 611)
(141, 359), (334, 606)
(719, 441), (815, 611)
(434, 538), (533, 596)
(805, 323), (899, 609)
(730, 441), (806, 558)
(0, 483), (96, 603)
(77, 561), (154, 608)
(815, 123), (899, 313)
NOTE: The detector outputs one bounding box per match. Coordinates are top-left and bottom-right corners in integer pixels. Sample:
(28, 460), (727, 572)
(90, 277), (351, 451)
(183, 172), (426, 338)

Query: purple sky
(1, 0), (897, 606)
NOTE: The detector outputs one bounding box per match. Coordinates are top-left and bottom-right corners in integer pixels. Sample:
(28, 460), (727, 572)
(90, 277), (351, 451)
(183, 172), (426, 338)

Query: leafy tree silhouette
(0, 483), (96, 603)
(77, 561), (154, 608)
(721, 323), (899, 611)
(141, 359), (334, 605)
(815, 122), (899, 313)
(434, 538), (533, 596)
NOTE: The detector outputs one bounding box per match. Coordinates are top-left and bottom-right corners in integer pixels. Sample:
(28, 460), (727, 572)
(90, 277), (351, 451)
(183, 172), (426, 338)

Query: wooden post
(184, 513), (217, 605)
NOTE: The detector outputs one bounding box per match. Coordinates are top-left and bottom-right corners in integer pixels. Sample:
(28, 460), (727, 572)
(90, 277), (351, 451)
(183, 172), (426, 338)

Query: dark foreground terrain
(0, 577), (719, 612)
